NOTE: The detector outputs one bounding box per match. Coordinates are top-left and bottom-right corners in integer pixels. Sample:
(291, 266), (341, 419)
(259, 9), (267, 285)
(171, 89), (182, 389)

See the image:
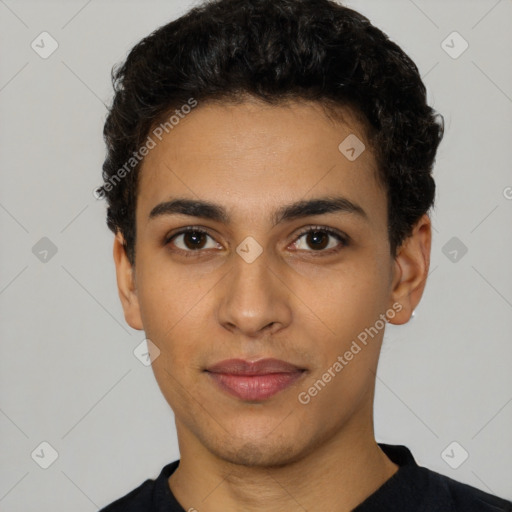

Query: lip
(205, 358), (306, 401)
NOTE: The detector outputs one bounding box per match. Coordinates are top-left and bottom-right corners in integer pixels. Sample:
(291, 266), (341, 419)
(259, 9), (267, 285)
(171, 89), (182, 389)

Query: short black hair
(101, 0), (444, 264)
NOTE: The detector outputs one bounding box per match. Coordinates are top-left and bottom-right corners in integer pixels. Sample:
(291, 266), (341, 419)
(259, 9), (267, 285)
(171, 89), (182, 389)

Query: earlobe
(113, 232), (144, 331)
(388, 215), (431, 325)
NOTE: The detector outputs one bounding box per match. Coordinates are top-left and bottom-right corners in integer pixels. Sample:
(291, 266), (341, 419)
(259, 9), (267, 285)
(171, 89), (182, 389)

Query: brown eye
(167, 229), (218, 252)
(305, 231), (330, 250)
(182, 231), (208, 250)
(292, 227), (348, 253)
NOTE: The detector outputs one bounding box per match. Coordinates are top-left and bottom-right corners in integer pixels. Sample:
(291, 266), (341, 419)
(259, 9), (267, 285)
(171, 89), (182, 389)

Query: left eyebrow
(148, 196), (368, 226)
(272, 197), (368, 226)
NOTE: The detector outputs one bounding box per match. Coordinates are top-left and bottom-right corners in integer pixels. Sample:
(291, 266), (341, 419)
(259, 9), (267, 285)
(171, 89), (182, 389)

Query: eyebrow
(148, 196), (368, 226)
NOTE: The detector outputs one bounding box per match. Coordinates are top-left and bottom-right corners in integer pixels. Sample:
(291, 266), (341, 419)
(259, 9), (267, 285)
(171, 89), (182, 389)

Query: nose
(216, 248), (292, 337)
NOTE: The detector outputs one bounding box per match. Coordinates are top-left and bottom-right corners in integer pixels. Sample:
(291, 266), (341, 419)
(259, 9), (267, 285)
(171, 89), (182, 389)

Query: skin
(113, 98), (431, 511)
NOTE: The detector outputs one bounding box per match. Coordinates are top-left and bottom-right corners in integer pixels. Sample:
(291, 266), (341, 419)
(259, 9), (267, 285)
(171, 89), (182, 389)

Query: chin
(198, 417), (319, 469)
(209, 438), (304, 468)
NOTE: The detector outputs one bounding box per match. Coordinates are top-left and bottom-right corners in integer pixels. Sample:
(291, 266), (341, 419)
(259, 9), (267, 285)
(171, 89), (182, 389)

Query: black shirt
(99, 444), (511, 511)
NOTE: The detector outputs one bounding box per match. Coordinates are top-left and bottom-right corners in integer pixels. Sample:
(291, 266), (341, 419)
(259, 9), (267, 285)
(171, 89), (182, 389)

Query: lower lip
(206, 371), (304, 401)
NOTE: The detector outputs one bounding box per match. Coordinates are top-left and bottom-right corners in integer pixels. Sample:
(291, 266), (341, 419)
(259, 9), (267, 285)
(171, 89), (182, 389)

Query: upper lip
(206, 358), (305, 375)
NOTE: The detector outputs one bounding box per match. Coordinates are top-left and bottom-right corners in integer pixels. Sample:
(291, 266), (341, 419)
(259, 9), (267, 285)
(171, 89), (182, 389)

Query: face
(114, 99), (429, 467)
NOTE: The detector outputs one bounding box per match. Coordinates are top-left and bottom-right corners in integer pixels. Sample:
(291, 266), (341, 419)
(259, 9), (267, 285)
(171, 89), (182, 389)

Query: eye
(165, 225), (349, 257)
(165, 227), (220, 253)
(291, 226), (349, 253)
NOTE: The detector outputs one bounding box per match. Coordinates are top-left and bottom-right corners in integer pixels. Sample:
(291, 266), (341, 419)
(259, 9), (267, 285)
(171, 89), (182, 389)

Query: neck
(168, 411), (398, 512)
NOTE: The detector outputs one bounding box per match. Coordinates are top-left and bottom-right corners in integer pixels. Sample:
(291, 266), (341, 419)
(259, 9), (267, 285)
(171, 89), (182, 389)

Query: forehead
(137, 99), (386, 227)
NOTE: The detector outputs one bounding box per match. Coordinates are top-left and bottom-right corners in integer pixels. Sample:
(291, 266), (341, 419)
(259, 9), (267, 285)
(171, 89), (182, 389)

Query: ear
(113, 232), (144, 331)
(388, 214), (431, 325)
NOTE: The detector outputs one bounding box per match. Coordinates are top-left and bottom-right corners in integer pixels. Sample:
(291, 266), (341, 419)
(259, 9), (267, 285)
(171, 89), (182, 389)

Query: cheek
(293, 257), (390, 339)
(294, 268), (387, 412)
(135, 262), (217, 366)
(136, 273), (206, 410)
(135, 250), (202, 325)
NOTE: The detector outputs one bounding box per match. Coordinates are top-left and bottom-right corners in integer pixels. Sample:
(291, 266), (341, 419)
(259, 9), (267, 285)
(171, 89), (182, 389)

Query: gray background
(1, 0), (511, 509)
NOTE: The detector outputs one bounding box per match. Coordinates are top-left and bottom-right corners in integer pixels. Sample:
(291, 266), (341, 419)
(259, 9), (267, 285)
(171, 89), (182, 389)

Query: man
(98, 0), (512, 510)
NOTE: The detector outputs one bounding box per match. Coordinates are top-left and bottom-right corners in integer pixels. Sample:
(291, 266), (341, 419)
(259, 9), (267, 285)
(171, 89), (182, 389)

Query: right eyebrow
(149, 198), (228, 223)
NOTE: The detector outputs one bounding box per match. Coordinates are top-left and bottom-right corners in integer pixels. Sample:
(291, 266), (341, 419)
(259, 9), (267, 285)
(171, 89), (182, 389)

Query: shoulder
(98, 478), (154, 511)
(421, 467), (512, 511)
(98, 460), (180, 512)
(377, 444), (511, 512)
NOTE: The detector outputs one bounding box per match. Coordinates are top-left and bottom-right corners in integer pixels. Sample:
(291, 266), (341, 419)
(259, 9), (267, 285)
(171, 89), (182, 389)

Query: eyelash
(164, 225), (349, 258)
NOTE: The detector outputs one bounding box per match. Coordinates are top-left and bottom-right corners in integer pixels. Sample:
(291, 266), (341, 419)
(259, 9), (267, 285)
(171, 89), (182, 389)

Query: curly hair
(101, 0), (444, 264)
